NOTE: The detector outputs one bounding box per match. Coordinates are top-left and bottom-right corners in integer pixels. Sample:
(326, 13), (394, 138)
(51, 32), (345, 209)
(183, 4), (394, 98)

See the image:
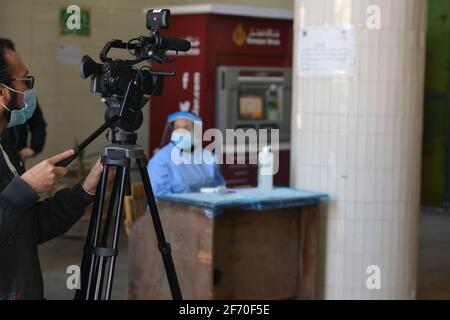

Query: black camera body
(88, 59), (164, 97)
(79, 9), (190, 132)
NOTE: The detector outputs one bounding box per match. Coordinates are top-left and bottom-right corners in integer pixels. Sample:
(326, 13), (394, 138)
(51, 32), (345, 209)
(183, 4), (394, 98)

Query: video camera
(79, 9), (190, 132)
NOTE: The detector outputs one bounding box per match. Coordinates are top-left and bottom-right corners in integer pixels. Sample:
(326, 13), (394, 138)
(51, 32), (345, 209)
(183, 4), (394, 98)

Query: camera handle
(56, 116), (119, 168)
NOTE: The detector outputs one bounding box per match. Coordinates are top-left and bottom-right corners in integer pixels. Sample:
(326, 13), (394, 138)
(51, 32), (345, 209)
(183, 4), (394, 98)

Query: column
(291, 0), (427, 299)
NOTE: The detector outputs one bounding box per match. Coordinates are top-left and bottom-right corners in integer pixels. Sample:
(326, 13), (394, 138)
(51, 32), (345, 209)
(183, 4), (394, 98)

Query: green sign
(60, 7), (90, 36)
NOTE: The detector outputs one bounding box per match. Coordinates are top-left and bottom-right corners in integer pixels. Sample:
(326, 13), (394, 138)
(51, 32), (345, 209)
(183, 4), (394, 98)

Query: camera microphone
(159, 36), (191, 52)
(142, 34), (191, 52)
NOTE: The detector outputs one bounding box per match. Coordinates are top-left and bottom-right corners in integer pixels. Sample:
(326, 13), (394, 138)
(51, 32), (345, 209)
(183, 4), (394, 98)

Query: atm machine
(148, 4), (294, 187)
(216, 66), (292, 186)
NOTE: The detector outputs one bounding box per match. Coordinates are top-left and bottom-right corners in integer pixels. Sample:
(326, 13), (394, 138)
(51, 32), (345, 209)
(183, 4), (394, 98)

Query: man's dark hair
(0, 38), (16, 87)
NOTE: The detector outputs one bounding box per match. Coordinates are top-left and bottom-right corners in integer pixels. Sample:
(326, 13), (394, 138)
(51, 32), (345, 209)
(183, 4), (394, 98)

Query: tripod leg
(100, 170), (121, 245)
(104, 165), (128, 300)
(95, 171), (121, 297)
(93, 166), (126, 300)
(85, 163), (110, 300)
(74, 182), (102, 300)
(136, 156), (183, 300)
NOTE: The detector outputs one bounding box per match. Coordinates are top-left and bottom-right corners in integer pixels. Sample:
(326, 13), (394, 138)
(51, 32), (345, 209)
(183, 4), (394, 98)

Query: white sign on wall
(298, 26), (356, 77)
(58, 43), (83, 66)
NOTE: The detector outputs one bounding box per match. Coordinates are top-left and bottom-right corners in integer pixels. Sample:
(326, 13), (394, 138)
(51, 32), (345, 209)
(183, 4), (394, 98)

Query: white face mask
(171, 129), (195, 151)
(0, 84), (37, 127)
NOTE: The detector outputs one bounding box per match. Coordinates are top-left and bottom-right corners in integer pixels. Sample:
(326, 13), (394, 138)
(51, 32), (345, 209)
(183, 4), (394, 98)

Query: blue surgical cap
(167, 111), (202, 124)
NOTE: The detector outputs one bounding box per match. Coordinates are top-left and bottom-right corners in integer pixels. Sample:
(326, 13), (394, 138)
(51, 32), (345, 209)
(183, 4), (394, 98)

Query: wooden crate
(128, 201), (319, 300)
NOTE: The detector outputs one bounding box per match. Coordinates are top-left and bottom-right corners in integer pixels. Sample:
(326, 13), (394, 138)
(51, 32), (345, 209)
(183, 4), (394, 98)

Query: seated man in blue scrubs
(147, 111), (226, 198)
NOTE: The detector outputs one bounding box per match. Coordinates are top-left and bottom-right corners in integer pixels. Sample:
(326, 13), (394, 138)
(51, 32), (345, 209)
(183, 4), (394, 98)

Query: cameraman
(0, 41), (104, 299)
(1, 38), (47, 161)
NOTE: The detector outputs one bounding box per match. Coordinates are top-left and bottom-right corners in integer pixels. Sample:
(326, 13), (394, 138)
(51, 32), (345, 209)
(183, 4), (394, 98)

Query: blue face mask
(171, 129), (196, 151)
(0, 84), (37, 128)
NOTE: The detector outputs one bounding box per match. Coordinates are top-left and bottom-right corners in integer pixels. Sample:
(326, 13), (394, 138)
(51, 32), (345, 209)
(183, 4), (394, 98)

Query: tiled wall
(0, 0), (293, 169)
(292, 0), (426, 299)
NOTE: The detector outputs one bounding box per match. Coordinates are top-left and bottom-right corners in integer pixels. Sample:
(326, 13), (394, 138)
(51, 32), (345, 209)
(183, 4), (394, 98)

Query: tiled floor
(417, 210), (450, 299)
(38, 232), (129, 300)
(38, 210), (450, 300)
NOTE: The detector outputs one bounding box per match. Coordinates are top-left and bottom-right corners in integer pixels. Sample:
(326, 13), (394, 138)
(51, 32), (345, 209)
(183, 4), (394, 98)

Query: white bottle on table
(258, 146), (274, 189)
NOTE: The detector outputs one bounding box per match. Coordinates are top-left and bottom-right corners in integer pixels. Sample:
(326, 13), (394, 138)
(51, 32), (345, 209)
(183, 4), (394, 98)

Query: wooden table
(127, 188), (328, 300)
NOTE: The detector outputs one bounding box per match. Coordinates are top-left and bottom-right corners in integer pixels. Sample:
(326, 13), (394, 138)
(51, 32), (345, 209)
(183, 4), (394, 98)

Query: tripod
(64, 127), (182, 300)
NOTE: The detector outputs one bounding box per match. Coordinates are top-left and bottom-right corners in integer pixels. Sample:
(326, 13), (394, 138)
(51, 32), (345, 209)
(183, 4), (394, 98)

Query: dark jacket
(1, 100), (47, 154)
(0, 140), (93, 300)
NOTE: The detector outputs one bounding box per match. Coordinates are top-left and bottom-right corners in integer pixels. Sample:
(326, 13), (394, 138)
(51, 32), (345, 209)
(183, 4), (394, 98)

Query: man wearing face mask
(0, 40), (104, 299)
(0, 40), (46, 161)
(147, 111), (225, 198)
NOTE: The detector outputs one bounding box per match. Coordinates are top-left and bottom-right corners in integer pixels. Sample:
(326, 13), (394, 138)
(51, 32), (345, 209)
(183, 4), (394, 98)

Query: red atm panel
(149, 8), (293, 186)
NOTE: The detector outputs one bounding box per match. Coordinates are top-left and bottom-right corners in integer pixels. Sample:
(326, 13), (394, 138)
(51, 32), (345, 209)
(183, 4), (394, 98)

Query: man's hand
(82, 159), (116, 195)
(19, 147), (36, 160)
(20, 149), (74, 194)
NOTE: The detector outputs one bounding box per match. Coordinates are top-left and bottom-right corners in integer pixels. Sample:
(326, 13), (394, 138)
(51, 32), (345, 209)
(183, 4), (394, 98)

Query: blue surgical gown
(147, 143), (226, 198)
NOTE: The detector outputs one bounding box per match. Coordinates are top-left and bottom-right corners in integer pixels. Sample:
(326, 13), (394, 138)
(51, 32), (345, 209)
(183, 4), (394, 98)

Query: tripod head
(106, 129), (138, 145)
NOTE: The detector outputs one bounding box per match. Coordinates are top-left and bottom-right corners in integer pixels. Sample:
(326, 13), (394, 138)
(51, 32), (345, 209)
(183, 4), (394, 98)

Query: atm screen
(238, 93), (265, 120)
